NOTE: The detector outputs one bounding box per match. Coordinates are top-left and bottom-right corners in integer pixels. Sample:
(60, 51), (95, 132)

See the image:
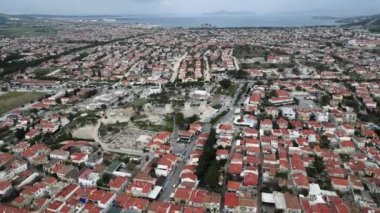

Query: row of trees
(196, 128), (220, 191)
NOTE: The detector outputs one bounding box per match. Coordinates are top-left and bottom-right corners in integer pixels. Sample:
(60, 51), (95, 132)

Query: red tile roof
(224, 192), (239, 208)
(228, 163), (243, 175)
(109, 176), (128, 189)
(183, 206), (206, 213)
(243, 173), (258, 187)
(218, 123), (233, 131)
(152, 131), (172, 143)
(20, 144), (50, 159)
(189, 190), (207, 204)
(331, 178), (349, 186)
(0, 181), (11, 191)
(116, 194), (149, 211)
(227, 181), (241, 191)
(216, 149), (229, 156)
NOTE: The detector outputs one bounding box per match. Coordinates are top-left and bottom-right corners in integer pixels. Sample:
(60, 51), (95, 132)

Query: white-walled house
(78, 169), (100, 187)
(0, 181), (12, 196)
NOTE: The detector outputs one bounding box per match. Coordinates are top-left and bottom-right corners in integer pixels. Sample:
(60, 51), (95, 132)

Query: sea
(115, 14), (338, 28)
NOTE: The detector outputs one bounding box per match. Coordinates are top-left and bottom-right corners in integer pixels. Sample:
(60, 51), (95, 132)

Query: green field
(34, 67), (55, 78)
(0, 23), (56, 37)
(0, 92), (46, 115)
(233, 45), (268, 59)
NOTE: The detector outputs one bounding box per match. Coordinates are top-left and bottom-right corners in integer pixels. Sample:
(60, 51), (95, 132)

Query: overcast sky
(1, 0), (380, 16)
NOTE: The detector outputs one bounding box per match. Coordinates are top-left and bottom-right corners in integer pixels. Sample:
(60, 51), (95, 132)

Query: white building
(10, 159), (28, 174)
(233, 115), (257, 128)
(148, 84), (162, 96)
(78, 169), (100, 187)
(49, 150), (70, 161)
(281, 107), (296, 120)
(316, 112), (329, 122)
(0, 169), (15, 181)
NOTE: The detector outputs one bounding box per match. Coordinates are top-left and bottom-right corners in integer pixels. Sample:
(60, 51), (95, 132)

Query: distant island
(312, 16), (343, 20)
(201, 10), (256, 16)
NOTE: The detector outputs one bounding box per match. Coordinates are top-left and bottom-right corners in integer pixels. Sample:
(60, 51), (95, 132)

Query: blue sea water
(116, 14), (338, 28)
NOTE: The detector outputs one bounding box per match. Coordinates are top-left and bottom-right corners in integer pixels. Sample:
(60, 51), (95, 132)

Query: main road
(203, 51), (211, 82)
(159, 81), (248, 201)
(170, 53), (187, 83)
(158, 135), (199, 201)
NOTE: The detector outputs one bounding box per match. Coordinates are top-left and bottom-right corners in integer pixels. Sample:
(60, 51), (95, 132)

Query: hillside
(0, 14), (8, 26)
(338, 13), (380, 31)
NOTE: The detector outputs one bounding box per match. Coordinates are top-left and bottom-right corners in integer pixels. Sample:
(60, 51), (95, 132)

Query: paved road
(366, 17), (379, 26)
(170, 53), (187, 83)
(158, 82), (247, 202)
(203, 51), (211, 82)
(233, 56), (240, 71)
(217, 83), (248, 212)
(158, 136), (199, 201)
(216, 83), (247, 125)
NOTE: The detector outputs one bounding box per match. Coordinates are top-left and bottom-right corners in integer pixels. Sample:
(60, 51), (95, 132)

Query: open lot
(103, 127), (156, 151)
(0, 91), (46, 115)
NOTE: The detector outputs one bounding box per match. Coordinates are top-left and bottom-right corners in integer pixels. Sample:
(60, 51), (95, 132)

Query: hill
(337, 13), (380, 33)
(0, 14), (9, 25)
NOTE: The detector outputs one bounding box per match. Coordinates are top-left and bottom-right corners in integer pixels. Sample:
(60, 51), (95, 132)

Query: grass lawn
(34, 67), (54, 77)
(216, 84), (238, 96)
(0, 92), (46, 115)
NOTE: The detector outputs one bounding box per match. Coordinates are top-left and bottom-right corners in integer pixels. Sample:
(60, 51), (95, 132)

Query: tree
(97, 173), (112, 188)
(15, 128), (26, 140)
(186, 114), (200, 124)
(219, 79), (231, 89)
(175, 112), (186, 129)
(55, 98), (62, 105)
(204, 161), (219, 189)
(68, 113), (75, 121)
(228, 70), (248, 79)
(320, 135), (330, 148)
(339, 154), (350, 162)
(29, 108), (38, 114)
(314, 156), (325, 173)
(0, 126), (10, 134)
(126, 162), (136, 171)
(320, 95), (331, 106)
(149, 92), (170, 104)
(196, 128), (217, 181)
